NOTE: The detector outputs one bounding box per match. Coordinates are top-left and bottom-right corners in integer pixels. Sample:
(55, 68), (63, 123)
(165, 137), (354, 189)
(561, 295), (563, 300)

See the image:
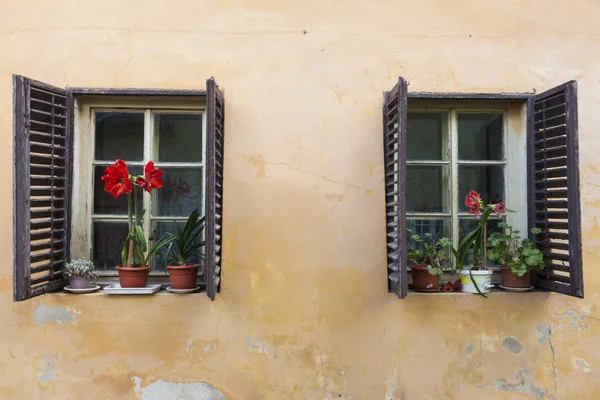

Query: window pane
(92, 221), (129, 271)
(153, 167), (203, 217)
(152, 221), (203, 274)
(459, 218), (503, 266)
(95, 112), (144, 161)
(406, 166), (449, 212)
(458, 113), (503, 161)
(94, 166), (142, 215)
(155, 113), (203, 163)
(407, 112), (448, 161)
(407, 219), (451, 266)
(458, 166), (504, 211)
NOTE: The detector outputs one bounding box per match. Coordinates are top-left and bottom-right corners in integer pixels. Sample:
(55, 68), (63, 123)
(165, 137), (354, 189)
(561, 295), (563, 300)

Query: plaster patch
(33, 305), (77, 326)
(536, 324), (549, 344)
(478, 369), (555, 400)
(203, 344), (217, 353)
(245, 336), (277, 358)
(502, 337), (523, 354)
(133, 377), (225, 400)
(185, 339), (193, 354)
(464, 345), (474, 356)
(36, 355), (57, 394)
(574, 358), (591, 373)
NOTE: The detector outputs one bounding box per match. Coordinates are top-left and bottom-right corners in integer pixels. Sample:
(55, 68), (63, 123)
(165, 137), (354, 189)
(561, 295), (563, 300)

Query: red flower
(138, 161), (163, 193)
(465, 190), (483, 217)
(101, 159), (132, 198)
(492, 201), (506, 217)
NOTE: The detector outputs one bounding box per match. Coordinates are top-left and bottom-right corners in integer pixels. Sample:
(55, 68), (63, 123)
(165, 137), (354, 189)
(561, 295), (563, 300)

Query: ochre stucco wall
(2, 1), (600, 399)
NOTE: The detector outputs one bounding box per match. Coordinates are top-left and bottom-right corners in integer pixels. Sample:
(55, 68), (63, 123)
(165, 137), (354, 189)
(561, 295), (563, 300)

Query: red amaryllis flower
(492, 201), (506, 217)
(138, 161), (163, 193)
(102, 159), (132, 198)
(465, 190), (483, 217)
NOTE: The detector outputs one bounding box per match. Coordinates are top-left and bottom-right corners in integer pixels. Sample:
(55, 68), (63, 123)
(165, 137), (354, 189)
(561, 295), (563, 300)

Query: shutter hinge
(24, 113), (30, 128)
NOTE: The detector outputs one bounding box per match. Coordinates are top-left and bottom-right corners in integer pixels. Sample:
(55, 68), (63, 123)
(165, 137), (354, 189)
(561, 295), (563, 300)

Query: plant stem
(127, 192), (134, 267)
(483, 222), (487, 270)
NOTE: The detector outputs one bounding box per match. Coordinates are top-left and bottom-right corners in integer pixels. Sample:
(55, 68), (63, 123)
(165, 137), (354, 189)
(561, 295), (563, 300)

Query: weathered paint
(2, 1), (600, 399)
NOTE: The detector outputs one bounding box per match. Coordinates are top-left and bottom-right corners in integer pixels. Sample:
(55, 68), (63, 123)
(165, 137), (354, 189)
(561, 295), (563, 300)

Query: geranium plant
(452, 190), (506, 270)
(102, 159), (176, 268)
(488, 223), (544, 277)
(407, 231), (452, 278)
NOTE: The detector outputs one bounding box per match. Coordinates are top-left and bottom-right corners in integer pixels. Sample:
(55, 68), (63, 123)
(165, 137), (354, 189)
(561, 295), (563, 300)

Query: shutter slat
(13, 76), (71, 301)
(527, 80), (582, 298)
(383, 77), (408, 299)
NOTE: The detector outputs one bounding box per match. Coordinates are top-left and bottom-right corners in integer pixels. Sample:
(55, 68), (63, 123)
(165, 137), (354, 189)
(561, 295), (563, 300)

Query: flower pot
(501, 267), (531, 288)
(116, 266), (151, 288)
(69, 276), (90, 289)
(411, 264), (440, 292)
(167, 264), (199, 289)
(459, 270), (493, 294)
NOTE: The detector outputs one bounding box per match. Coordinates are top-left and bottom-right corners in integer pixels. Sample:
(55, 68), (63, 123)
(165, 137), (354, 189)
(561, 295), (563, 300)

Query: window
(384, 78), (582, 298)
(74, 101), (206, 276)
(13, 76), (224, 301)
(405, 108), (524, 261)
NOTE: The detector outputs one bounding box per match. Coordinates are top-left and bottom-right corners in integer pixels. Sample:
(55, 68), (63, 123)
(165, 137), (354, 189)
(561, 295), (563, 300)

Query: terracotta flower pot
(69, 276), (90, 289)
(167, 264), (199, 289)
(501, 267), (531, 288)
(411, 264), (440, 292)
(116, 266), (151, 288)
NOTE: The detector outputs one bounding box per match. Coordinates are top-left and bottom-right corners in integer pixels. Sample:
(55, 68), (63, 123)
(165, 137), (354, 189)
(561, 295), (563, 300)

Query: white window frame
(406, 100), (527, 254)
(71, 96), (206, 276)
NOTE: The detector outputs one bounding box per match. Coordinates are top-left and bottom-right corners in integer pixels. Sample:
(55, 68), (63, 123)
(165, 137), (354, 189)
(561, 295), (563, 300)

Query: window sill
(57, 284), (207, 296)
(407, 287), (540, 295)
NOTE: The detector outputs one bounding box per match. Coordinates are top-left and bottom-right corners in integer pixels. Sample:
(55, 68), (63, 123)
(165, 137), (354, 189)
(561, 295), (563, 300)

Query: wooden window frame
(71, 96), (207, 280)
(384, 78), (583, 298)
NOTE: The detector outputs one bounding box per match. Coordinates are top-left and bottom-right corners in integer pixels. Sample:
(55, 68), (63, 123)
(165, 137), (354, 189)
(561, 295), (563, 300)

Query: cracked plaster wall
(2, 0), (600, 399)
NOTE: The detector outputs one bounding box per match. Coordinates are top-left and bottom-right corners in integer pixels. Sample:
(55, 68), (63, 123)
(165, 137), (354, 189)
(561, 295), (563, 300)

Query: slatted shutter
(384, 77), (408, 298)
(205, 77), (225, 301)
(527, 81), (583, 298)
(13, 76), (72, 301)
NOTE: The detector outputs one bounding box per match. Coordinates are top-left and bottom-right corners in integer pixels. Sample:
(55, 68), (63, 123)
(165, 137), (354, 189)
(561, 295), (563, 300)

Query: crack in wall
(547, 325), (558, 399)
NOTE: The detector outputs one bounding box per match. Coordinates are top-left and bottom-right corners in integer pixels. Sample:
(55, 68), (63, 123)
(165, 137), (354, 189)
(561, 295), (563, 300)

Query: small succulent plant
(65, 259), (96, 278)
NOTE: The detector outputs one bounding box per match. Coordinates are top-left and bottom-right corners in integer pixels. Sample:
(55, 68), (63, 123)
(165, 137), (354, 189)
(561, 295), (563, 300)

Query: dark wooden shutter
(384, 77), (408, 298)
(13, 76), (72, 301)
(205, 77), (225, 301)
(527, 81), (582, 298)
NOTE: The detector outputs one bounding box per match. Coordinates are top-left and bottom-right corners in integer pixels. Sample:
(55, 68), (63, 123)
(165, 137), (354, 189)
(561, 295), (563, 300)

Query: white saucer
(64, 284), (101, 294)
(498, 285), (534, 292)
(166, 286), (201, 294)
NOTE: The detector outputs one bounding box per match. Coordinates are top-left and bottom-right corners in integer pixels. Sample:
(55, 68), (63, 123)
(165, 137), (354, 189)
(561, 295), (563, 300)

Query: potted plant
(65, 259), (96, 289)
(101, 159), (176, 288)
(452, 190), (506, 295)
(165, 210), (206, 290)
(488, 223), (544, 288)
(407, 231), (452, 292)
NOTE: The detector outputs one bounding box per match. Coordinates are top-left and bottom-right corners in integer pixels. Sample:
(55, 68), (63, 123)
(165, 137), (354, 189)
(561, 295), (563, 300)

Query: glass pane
(406, 219), (451, 266)
(153, 167), (203, 217)
(95, 112), (144, 161)
(407, 112), (448, 160)
(459, 218), (503, 266)
(94, 166), (142, 215)
(406, 166), (449, 212)
(92, 221), (129, 271)
(152, 221), (203, 273)
(155, 113), (203, 162)
(458, 113), (503, 161)
(458, 166), (504, 211)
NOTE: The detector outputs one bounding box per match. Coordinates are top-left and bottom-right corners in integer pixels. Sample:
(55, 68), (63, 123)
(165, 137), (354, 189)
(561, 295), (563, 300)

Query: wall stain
(501, 337), (523, 354)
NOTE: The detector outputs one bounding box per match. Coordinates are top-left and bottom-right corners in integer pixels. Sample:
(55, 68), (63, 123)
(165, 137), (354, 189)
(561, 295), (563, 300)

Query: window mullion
(450, 110), (459, 262)
(143, 109), (152, 259)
